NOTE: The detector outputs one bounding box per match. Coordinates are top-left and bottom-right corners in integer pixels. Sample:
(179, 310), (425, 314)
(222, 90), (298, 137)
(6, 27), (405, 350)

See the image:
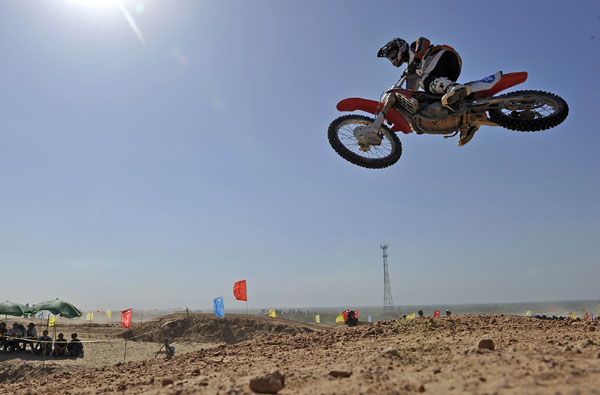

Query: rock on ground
(477, 338), (495, 350)
(249, 370), (285, 394)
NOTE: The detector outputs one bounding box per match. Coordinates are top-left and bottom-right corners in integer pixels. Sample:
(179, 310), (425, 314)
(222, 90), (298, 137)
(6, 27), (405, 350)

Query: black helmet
(377, 38), (409, 67)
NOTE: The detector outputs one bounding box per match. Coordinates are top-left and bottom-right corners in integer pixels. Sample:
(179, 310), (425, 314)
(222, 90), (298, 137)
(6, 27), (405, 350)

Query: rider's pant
(422, 51), (461, 94)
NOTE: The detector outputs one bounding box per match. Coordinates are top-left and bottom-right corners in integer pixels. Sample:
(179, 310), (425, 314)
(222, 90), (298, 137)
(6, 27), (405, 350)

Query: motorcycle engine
(415, 102), (460, 133)
(421, 102), (449, 119)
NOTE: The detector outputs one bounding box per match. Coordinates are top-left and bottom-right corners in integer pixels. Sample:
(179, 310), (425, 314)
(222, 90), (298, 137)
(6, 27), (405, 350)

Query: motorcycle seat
(467, 71), (504, 93)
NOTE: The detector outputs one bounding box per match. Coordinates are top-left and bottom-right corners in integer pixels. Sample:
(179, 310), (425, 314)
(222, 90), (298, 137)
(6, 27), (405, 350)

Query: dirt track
(1, 314), (599, 394)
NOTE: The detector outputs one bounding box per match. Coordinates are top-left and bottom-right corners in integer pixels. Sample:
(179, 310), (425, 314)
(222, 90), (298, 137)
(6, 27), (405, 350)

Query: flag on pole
(525, 310), (532, 317)
(585, 312), (590, 319)
(433, 310), (441, 317)
(48, 315), (56, 327)
(269, 309), (277, 318)
(368, 315), (372, 323)
(335, 313), (344, 323)
(213, 297), (225, 318)
(569, 312), (576, 319)
(233, 280), (247, 301)
(315, 314), (320, 324)
(552, 306), (555, 313)
(86, 312), (94, 321)
(121, 309), (133, 329)
(406, 313), (415, 320)
(36, 311), (44, 319)
(106, 310), (112, 319)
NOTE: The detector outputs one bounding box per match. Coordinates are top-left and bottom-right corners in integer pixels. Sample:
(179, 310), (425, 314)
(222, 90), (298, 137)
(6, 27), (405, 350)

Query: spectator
(346, 310), (358, 327)
(15, 324), (27, 351)
(34, 330), (52, 356)
(26, 323), (38, 352)
(67, 333), (84, 358)
(53, 333), (68, 357)
(418, 310), (424, 318)
(5, 323), (21, 352)
(0, 322), (6, 351)
(445, 310), (452, 317)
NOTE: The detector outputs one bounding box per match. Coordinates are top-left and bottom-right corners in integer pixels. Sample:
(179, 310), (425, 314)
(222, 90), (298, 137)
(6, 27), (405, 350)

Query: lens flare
(119, 2), (146, 45)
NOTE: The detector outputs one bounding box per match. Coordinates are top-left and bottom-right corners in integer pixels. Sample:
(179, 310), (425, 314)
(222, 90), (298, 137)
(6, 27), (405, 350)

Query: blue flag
(368, 315), (372, 323)
(36, 311), (44, 319)
(213, 297), (225, 317)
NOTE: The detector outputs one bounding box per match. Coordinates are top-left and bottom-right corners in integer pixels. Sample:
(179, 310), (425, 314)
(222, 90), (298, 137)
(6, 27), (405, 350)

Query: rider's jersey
(406, 37), (462, 90)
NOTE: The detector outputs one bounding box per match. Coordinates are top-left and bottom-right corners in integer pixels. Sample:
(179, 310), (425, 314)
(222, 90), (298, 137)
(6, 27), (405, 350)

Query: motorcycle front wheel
(488, 90), (568, 132)
(328, 114), (402, 169)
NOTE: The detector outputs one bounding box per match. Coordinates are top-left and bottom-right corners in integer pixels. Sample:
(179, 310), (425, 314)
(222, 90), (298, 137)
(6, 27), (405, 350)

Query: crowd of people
(0, 322), (84, 357)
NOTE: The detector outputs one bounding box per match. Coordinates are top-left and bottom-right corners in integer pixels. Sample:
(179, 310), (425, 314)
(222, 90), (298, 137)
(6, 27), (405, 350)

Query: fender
(474, 72), (528, 98)
(336, 98), (412, 134)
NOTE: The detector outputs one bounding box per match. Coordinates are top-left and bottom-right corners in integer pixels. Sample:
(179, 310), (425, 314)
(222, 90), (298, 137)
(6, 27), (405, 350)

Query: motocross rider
(377, 37), (477, 146)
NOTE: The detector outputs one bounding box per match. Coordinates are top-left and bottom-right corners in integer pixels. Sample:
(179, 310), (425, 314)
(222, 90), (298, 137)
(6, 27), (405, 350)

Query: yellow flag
(86, 312), (94, 321)
(106, 310), (112, 319)
(335, 313), (344, 323)
(48, 316), (56, 327)
(315, 314), (320, 324)
(268, 309), (276, 318)
(407, 313), (415, 320)
(570, 312), (576, 319)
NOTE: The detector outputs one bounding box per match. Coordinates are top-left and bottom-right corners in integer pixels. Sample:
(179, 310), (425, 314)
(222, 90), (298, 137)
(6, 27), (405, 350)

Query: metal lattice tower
(381, 244), (394, 312)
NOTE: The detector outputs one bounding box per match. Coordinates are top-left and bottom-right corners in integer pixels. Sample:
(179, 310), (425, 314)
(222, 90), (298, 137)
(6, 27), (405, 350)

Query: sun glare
(64, 0), (147, 45)
(70, 0), (122, 7)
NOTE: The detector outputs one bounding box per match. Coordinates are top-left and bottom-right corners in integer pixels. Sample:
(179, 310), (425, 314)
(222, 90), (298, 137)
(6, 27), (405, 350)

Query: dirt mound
(0, 361), (64, 384)
(2, 315), (600, 394)
(122, 313), (324, 344)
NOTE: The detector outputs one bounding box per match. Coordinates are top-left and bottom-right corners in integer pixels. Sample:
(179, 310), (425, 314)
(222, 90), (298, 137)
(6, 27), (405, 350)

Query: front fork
(353, 94), (397, 151)
(370, 94), (396, 131)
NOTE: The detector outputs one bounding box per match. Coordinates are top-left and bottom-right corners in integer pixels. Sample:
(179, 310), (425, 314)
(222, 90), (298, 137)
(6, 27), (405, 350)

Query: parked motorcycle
(328, 70), (568, 169)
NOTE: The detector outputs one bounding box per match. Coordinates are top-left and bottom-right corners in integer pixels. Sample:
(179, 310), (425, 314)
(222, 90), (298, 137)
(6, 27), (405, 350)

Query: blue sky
(0, 1), (598, 311)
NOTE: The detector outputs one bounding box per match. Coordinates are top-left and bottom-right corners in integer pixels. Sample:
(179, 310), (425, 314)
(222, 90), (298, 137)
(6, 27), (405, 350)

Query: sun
(66, 0), (123, 10)
(72, 0), (121, 4)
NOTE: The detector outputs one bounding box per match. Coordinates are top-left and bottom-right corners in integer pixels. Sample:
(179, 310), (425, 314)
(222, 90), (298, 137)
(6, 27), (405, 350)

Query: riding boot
(458, 126), (478, 147)
(429, 77), (472, 112)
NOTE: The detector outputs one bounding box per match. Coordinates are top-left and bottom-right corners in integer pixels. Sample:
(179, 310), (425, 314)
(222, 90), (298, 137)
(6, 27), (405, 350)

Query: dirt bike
(327, 70), (568, 169)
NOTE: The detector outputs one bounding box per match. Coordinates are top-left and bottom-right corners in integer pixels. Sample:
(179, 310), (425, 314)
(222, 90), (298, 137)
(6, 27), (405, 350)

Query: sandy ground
(1, 314), (599, 394)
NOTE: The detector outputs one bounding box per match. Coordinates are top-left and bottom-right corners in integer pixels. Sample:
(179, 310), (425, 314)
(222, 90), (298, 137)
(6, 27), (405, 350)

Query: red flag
(121, 309), (133, 329)
(233, 280), (247, 301)
(433, 310), (441, 317)
(586, 312), (590, 319)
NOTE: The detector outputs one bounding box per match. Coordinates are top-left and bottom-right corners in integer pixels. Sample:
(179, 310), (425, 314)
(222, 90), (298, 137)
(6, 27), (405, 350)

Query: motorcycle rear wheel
(488, 90), (568, 132)
(328, 114), (402, 169)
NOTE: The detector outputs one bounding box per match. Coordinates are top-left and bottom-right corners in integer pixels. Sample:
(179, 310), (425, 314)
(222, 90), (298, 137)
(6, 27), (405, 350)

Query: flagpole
(52, 316), (57, 359)
(123, 338), (128, 363)
(42, 338), (47, 368)
(246, 301), (248, 315)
